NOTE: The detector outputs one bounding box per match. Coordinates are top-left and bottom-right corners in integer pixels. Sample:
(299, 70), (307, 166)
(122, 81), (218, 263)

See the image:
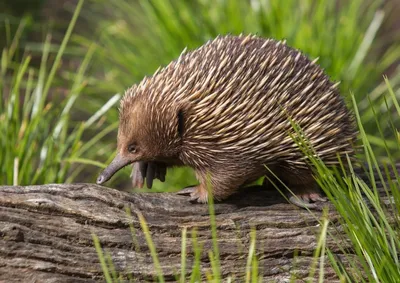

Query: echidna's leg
(281, 169), (327, 209)
(176, 170), (209, 203)
(177, 169), (244, 203)
(176, 184), (209, 203)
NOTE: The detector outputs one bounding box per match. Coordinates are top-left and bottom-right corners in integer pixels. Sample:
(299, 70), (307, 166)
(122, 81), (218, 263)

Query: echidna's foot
(176, 186), (209, 203)
(131, 162), (167, 189)
(288, 193), (327, 209)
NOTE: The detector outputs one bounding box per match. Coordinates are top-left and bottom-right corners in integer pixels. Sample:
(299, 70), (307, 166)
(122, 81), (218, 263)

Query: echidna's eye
(127, 144), (137, 153)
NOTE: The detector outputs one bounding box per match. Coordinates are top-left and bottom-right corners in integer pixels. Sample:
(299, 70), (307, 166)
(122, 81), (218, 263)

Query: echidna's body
(97, 35), (356, 208)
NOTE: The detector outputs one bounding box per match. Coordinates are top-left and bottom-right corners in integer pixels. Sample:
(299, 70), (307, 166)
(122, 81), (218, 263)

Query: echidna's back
(150, 35), (356, 168)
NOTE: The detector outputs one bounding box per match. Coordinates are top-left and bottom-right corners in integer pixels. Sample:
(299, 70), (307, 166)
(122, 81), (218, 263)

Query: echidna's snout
(97, 153), (132, 185)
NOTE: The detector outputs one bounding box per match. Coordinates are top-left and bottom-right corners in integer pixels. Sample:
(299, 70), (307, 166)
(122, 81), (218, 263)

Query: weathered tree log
(0, 165), (398, 282)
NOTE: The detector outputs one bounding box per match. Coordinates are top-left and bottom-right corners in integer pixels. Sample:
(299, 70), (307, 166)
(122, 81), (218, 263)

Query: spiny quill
(97, 34), (357, 209)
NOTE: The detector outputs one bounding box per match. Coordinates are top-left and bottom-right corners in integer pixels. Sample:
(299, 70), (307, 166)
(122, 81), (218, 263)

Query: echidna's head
(97, 85), (186, 185)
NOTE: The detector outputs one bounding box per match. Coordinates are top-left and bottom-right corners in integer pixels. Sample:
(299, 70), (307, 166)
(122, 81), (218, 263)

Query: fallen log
(0, 165), (398, 282)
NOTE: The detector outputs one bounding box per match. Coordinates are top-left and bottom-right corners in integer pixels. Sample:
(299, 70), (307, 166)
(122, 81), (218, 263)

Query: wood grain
(0, 165), (398, 282)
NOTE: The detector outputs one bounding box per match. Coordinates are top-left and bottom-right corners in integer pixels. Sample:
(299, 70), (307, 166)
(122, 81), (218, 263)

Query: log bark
(0, 166), (398, 282)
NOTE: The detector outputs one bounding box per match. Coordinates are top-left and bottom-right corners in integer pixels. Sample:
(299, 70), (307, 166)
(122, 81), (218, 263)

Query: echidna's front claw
(176, 186), (196, 195)
(176, 186), (208, 203)
(288, 193), (327, 210)
(308, 193), (327, 202)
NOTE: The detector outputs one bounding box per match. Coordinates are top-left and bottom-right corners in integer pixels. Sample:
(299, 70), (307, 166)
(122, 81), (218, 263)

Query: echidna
(97, 34), (357, 208)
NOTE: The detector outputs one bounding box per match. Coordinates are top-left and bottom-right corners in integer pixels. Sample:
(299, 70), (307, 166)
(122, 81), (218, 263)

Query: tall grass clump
(75, 0), (400, 190)
(290, 78), (400, 282)
(0, 0), (117, 185)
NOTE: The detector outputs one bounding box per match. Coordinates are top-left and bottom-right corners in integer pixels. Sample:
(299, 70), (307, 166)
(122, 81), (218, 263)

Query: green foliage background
(1, 0), (400, 281)
(79, 0), (400, 190)
(1, 0), (400, 190)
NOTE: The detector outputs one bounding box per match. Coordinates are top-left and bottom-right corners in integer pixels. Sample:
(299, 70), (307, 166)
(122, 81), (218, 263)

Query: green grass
(0, 0), (119, 184)
(1, 0), (400, 281)
(137, 211), (165, 282)
(290, 81), (400, 281)
(81, 0), (400, 120)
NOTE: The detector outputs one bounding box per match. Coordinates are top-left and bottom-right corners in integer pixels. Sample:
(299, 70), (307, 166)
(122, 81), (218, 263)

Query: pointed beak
(97, 153), (132, 185)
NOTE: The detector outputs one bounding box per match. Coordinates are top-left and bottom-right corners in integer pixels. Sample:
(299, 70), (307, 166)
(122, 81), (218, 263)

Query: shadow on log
(0, 165), (399, 282)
